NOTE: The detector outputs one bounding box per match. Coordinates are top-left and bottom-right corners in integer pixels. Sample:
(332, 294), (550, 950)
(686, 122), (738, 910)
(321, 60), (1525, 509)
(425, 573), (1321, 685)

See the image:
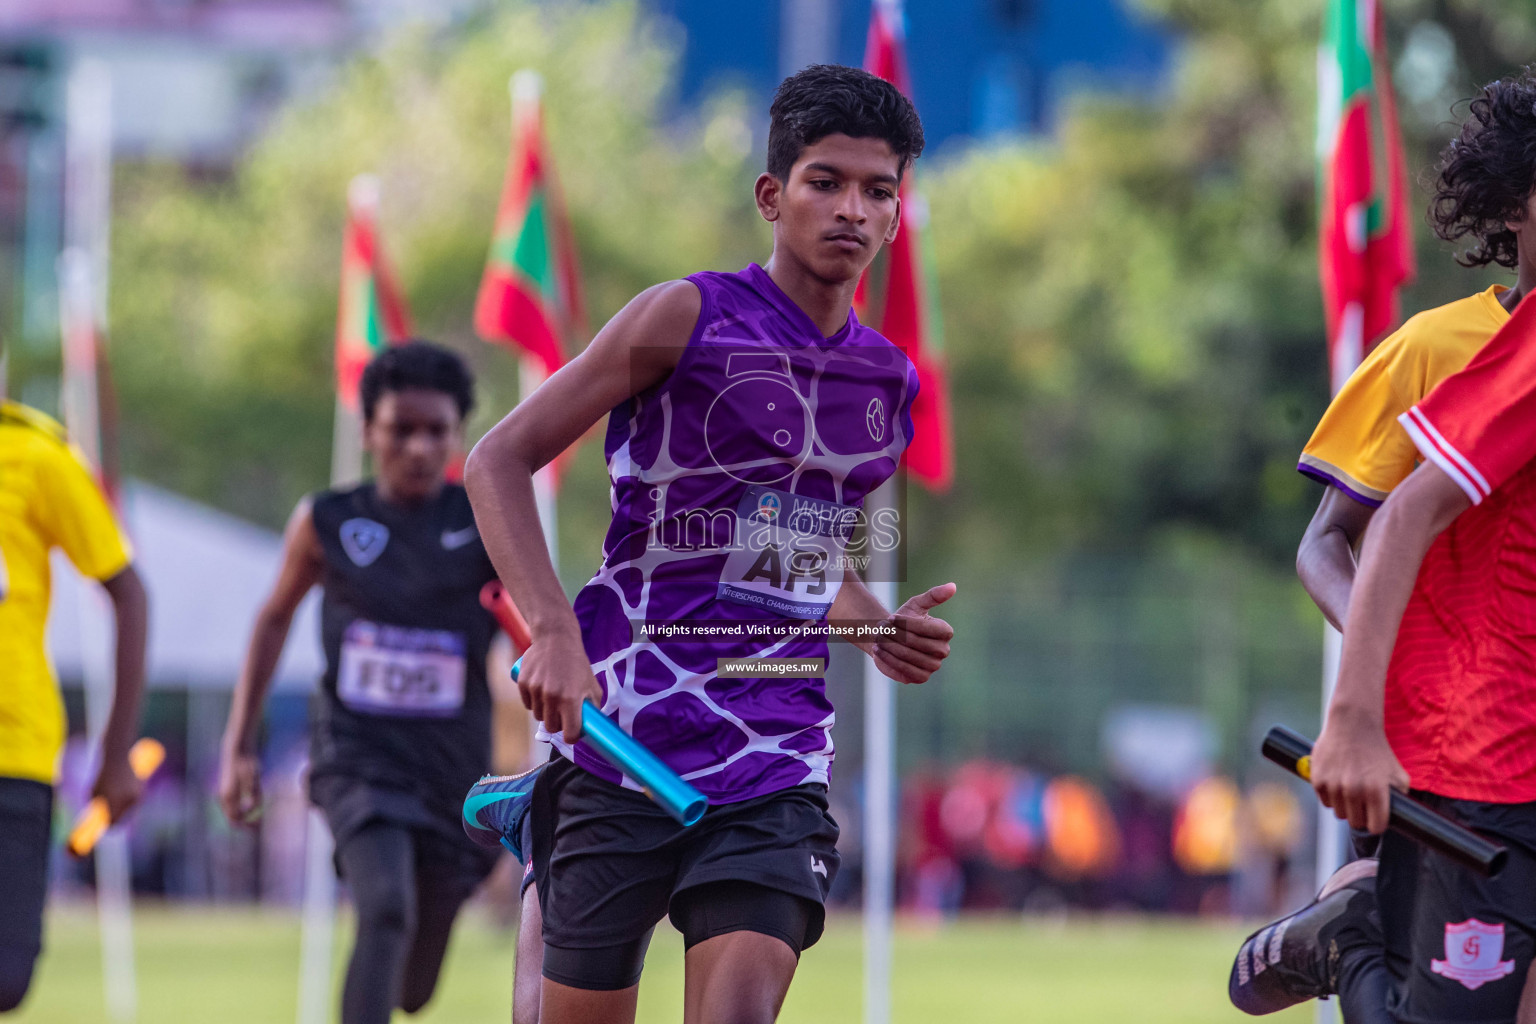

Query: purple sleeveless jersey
(546, 263), (918, 803)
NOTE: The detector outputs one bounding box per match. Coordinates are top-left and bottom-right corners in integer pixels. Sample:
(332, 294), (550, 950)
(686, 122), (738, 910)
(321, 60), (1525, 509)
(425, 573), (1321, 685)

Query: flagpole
(500, 71), (559, 573)
(862, 480), (897, 1024)
(1314, 300), (1362, 1024)
(298, 383), (349, 1024)
(329, 394), (365, 487)
(297, 173), (389, 1024)
(295, 423), (343, 1024)
(295, 800), (337, 1024)
(860, 7), (917, 1022)
(521, 356), (558, 570)
(62, 55), (138, 1024)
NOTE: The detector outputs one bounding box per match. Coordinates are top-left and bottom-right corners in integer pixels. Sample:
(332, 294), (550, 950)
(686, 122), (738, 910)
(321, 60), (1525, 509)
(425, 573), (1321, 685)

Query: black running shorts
(1379, 792), (1536, 1024)
(530, 756), (840, 991)
(0, 778), (51, 957)
(310, 774), (498, 894)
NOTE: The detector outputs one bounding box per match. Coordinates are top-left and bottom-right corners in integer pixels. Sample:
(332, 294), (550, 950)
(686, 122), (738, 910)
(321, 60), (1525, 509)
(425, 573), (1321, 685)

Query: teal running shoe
(462, 763), (545, 863)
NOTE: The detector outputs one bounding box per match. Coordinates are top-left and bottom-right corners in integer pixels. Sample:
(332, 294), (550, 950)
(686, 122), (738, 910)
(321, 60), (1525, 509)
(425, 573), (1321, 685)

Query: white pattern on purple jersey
(545, 263), (919, 803)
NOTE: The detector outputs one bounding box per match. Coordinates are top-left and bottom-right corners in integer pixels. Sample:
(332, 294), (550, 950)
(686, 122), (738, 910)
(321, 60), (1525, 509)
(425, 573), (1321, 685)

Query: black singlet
(308, 482), (498, 809)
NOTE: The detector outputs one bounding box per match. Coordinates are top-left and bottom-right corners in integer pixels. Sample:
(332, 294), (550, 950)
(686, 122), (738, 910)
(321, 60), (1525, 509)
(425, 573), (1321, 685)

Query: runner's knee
(340, 828), (418, 940)
(357, 881), (415, 938)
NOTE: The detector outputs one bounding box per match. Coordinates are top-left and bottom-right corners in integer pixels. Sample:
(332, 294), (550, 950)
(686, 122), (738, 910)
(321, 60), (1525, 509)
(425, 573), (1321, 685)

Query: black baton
(1262, 725), (1507, 878)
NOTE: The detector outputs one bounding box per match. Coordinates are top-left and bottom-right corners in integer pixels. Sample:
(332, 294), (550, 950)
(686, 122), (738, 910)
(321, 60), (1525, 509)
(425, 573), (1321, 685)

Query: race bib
(336, 620), (467, 717)
(716, 486), (856, 619)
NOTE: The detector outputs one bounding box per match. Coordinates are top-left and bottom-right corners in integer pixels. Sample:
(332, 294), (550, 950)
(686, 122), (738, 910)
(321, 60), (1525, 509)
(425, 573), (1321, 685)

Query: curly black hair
(766, 64), (925, 182)
(1431, 71), (1536, 268)
(359, 340), (475, 423)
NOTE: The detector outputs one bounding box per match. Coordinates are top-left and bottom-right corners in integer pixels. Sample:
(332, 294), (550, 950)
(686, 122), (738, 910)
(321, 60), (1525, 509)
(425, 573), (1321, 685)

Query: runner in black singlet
(218, 341), (502, 1024)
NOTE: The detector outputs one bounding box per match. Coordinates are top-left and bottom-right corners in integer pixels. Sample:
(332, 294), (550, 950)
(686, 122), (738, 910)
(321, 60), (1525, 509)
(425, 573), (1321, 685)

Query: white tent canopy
(48, 480), (323, 693)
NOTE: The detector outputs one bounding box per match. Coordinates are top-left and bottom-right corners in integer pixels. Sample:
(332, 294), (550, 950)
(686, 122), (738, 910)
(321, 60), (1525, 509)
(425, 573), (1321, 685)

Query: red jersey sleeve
(1398, 294), (1536, 505)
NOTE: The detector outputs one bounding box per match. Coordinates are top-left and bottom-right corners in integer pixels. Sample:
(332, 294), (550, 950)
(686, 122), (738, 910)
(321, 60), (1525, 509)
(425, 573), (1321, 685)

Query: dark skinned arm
(1296, 485), (1376, 631)
(828, 574), (956, 684)
(218, 497), (324, 825)
(1310, 462), (1469, 834)
(93, 564), (149, 822)
(464, 280), (697, 742)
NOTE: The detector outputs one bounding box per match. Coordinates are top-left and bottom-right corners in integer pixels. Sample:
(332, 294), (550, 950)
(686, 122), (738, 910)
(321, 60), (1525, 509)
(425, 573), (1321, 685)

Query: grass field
(13, 905), (1314, 1023)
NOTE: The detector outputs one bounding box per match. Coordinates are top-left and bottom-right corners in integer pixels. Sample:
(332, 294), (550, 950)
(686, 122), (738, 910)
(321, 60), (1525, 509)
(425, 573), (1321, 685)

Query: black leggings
(336, 823), (473, 1023)
(0, 779), (50, 1014)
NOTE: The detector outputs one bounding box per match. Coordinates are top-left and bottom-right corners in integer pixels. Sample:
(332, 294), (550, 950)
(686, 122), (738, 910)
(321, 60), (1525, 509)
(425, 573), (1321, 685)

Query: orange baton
(66, 737), (166, 858)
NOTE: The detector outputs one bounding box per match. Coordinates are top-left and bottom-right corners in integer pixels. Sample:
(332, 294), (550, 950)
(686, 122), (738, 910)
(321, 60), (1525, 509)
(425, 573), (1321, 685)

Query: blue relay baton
(512, 657), (707, 827)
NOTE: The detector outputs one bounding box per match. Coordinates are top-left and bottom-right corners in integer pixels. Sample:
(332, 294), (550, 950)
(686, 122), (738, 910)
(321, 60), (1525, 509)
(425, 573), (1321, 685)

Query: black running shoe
(1229, 857), (1379, 1015)
(462, 763), (545, 863)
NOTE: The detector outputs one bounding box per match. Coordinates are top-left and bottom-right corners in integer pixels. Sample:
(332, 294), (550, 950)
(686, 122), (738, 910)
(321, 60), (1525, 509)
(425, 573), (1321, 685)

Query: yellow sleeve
(1297, 334), (1422, 507)
(38, 441), (132, 581)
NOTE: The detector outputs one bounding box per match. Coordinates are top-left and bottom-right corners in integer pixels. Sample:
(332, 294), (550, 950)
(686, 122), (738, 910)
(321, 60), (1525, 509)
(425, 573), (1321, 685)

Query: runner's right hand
(217, 749), (263, 827)
(93, 754), (145, 824)
(517, 631), (602, 744)
(1311, 706), (1409, 835)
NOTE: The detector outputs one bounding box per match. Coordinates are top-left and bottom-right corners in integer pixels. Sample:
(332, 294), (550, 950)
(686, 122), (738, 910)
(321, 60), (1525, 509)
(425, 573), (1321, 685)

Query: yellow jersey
(0, 401), (131, 783)
(1299, 285), (1510, 505)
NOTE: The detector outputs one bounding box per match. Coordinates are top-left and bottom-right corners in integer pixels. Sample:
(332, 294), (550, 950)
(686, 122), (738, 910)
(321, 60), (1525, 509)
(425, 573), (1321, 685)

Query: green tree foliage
(79, 0), (1536, 766)
(107, 0), (761, 534)
(895, 0), (1536, 762)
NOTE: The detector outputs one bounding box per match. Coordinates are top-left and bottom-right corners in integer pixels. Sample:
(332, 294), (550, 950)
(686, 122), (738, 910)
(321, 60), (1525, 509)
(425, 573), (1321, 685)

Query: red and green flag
(1318, 0), (1414, 392)
(335, 175), (413, 413)
(474, 71), (584, 382)
(862, 0), (954, 492)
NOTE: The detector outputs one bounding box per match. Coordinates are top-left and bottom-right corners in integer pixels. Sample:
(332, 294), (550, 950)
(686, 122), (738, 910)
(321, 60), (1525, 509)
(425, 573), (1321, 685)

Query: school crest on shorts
(1431, 919), (1515, 990)
(340, 518), (390, 567)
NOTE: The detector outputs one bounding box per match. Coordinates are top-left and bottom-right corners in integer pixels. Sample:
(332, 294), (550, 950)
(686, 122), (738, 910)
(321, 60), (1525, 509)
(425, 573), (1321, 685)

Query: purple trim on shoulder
(1296, 463), (1384, 508)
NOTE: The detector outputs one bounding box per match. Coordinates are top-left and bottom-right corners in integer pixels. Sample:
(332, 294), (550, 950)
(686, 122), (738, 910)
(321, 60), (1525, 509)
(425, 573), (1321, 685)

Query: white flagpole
(297, 419), (348, 1024)
(62, 56), (137, 1024)
(862, 477), (897, 1024)
(296, 174), (382, 1024)
(505, 72), (559, 769)
(862, 8), (904, 1018)
(295, 804), (337, 1024)
(296, 404), (347, 1024)
(1315, 301), (1363, 1024)
(521, 356), (558, 571)
(507, 74), (559, 574)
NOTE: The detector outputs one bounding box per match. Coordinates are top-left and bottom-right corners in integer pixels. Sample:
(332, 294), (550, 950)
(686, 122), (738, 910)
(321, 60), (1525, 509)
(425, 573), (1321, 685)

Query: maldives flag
(1318, 0), (1414, 392)
(862, 0), (954, 492)
(474, 71), (584, 381)
(335, 175), (412, 412)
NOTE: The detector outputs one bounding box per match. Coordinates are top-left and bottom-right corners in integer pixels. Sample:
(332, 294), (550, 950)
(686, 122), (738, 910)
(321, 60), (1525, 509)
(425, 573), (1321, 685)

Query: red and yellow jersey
(0, 401), (132, 783)
(1388, 293), (1536, 802)
(1298, 285), (1509, 505)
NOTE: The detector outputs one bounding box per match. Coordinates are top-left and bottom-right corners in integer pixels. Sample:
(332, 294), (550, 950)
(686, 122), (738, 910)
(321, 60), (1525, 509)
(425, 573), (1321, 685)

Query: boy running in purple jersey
(465, 64), (955, 1024)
